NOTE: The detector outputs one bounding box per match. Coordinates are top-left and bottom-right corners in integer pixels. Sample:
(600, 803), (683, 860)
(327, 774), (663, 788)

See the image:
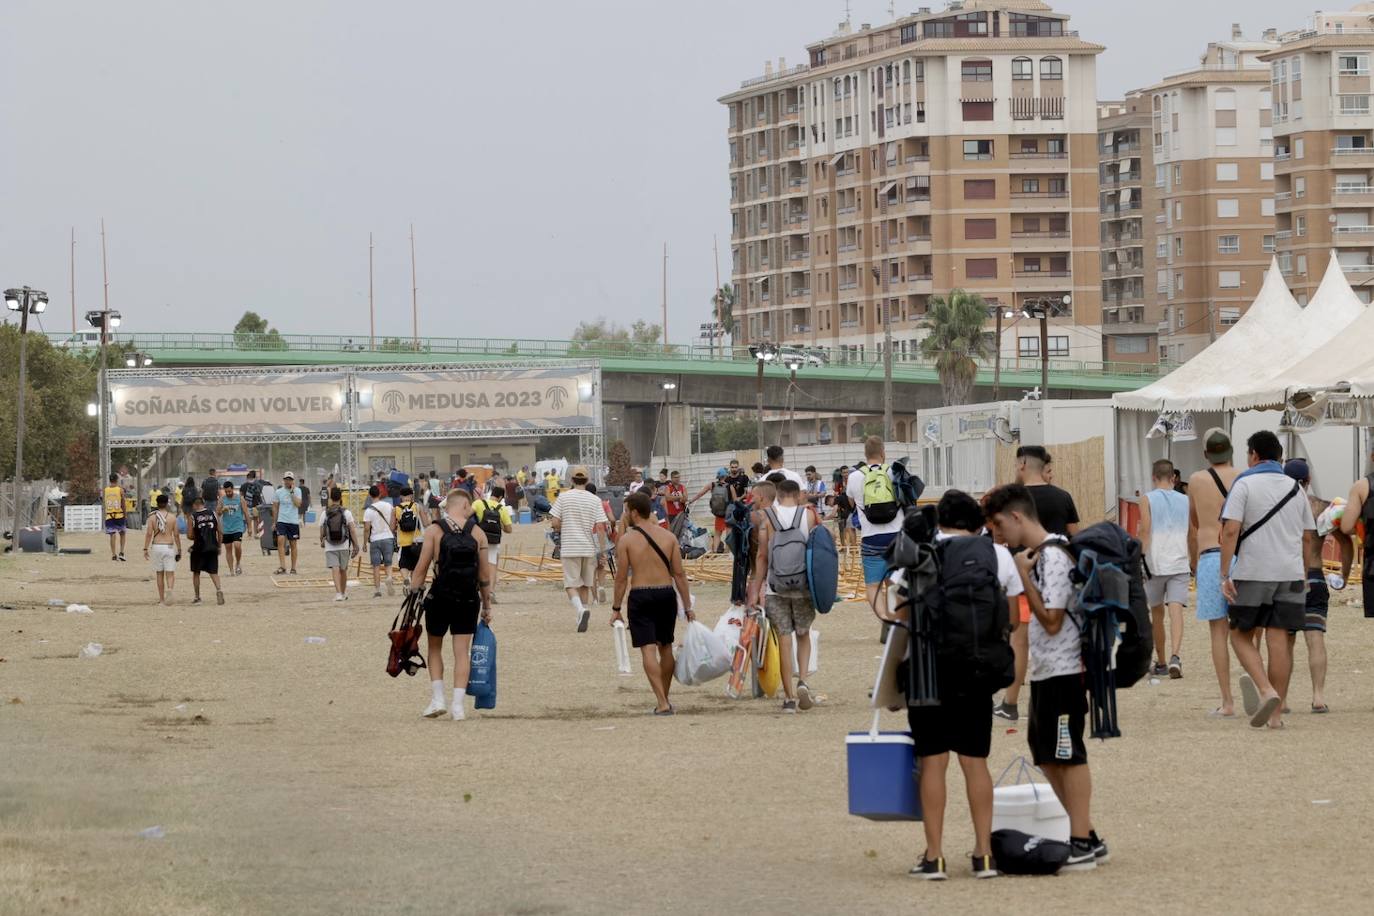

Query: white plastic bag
(713, 608), (746, 656)
(674, 620), (732, 686)
(613, 620), (633, 675)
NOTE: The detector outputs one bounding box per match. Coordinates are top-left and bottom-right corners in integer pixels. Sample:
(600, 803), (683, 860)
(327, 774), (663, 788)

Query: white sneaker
(334, 593), (345, 602)
(450, 704), (465, 721)
(421, 698), (447, 719)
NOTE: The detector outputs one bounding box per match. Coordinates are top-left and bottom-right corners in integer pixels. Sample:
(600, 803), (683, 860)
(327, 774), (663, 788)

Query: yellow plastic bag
(758, 626), (782, 698)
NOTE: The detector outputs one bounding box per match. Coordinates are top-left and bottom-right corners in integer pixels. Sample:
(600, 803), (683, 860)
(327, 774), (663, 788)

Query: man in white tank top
(1139, 459), (1191, 679)
(748, 478), (821, 713)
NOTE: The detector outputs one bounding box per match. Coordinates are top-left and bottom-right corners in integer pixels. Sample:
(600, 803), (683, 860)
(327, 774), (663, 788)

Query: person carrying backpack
(901, 491), (1022, 880)
(748, 478), (821, 713)
(474, 485), (513, 603)
(984, 483), (1109, 872)
(847, 437), (904, 625)
(392, 486), (426, 577)
(318, 486), (360, 601)
(200, 469), (220, 513)
(688, 468), (733, 554)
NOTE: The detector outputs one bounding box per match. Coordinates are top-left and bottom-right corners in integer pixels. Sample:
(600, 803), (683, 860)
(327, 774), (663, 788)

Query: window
(1291, 56), (1302, 79)
(965, 258), (998, 279)
(1219, 307), (1240, 326)
(913, 60), (924, 81)
(1218, 235), (1240, 254)
(1012, 57), (1033, 80)
(964, 218), (997, 239)
(1261, 198), (1275, 216)
(1047, 335), (1069, 357)
(1021, 178), (1040, 193)
(1215, 127), (1237, 146)
(962, 101), (994, 121)
(1048, 177), (1065, 194)
(1175, 237), (1184, 256)
(1263, 234), (1275, 252)
(1339, 54), (1370, 75)
(1177, 308), (1186, 328)
(1156, 269), (1169, 292)
(1297, 215), (1307, 236)
(1173, 164), (1182, 184)
(1115, 336), (1148, 354)
(900, 24), (919, 44)
(1217, 199), (1239, 218)
(1018, 336), (1040, 357)
(1297, 254), (1308, 274)
(1175, 272), (1185, 292)
(1295, 177), (1306, 198)
(961, 59), (993, 82)
(1040, 57), (1063, 80)
(963, 139), (994, 160)
(1216, 163), (1238, 181)
(1295, 138), (1305, 158)
(1261, 162), (1274, 180)
(1214, 89), (1237, 111)
(1175, 201), (1183, 221)
(964, 179), (996, 199)
(1156, 238), (1168, 258)
(1341, 95), (1370, 115)
(1047, 138), (1064, 155)
(1219, 270), (1241, 289)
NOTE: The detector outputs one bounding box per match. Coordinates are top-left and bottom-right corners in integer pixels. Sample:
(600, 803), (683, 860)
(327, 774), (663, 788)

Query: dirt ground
(2, 522), (1372, 916)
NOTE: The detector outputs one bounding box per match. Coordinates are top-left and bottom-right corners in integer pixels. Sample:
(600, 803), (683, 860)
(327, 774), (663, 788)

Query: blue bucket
(846, 727), (921, 821)
(518, 508), (531, 525)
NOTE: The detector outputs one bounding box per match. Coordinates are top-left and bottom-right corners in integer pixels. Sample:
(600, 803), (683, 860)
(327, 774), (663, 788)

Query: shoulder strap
(631, 524), (674, 574)
(1237, 481), (1301, 550)
(1206, 467), (1229, 498)
(462, 516), (478, 537)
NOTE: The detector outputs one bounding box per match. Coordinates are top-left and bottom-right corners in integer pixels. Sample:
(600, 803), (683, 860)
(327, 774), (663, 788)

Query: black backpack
(921, 535), (1014, 696)
(299, 484), (312, 513)
(709, 480), (730, 518)
(201, 476), (219, 502)
(397, 502), (419, 533)
(991, 829), (1071, 876)
(477, 500), (503, 544)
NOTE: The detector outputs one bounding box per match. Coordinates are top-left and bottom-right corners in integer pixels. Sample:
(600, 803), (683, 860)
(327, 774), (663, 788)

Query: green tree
(709, 283), (735, 353)
(0, 326), (97, 482)
(232, 310), (287, 350)
(919, 288), (990, 407)
(697, 416), (757, 452)
(567, 318), (667, 356)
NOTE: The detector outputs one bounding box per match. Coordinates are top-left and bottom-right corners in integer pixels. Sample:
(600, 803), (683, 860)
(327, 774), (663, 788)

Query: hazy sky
(1, 0), (1302, 343)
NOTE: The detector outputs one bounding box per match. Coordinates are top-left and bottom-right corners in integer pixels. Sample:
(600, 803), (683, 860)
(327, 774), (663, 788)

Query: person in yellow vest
(103, 473), (128, 561)
(516, 466), (528, 487)
(474, 485), (514, 603)
(544, 470), (561, 502)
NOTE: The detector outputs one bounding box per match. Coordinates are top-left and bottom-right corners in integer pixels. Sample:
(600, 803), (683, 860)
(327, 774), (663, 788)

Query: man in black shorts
(187, 496), (225, 606)
(611, 491), (695, 716)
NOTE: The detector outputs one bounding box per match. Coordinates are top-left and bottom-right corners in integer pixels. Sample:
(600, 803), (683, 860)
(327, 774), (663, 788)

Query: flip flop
(1239, 674), (1260, 718)
(651, 708), (674, 717)
(1207, 707), (1237, 719)
(274, 568), (286, 575)
(1266, 720), (1287, 730)
(1250, 694), (1282, 728)
(1311, 704), (1330, 714)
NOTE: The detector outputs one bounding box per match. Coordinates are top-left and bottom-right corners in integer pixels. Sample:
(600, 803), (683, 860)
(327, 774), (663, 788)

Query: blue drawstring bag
(468, 622), (497, 707)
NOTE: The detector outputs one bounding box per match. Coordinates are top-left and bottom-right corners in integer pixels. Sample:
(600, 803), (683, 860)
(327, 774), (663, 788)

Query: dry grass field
(2, 524), (1371, 915)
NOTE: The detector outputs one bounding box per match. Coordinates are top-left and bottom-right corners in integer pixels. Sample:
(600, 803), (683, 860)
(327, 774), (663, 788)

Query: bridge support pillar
(615, 403), (692, 467)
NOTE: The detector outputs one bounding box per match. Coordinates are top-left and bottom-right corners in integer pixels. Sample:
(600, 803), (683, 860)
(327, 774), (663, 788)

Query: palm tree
(710, 283), (735, 356)
(919, 288), (991, 406)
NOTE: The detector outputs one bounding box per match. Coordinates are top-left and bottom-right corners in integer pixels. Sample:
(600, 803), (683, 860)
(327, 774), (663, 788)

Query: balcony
(1014, 270), (1072, 287)
(839, 319), (860, 329)
(1275, 191), (1292, 201)
(1012, 191), (1069, 208)
(1334, 185), (1374, 204)
(885, 234), (932, 255)
(1102, 320), (1156, 336)
(1103, 262), (1145, 277)
(1102, 234), (1143, 250)
(785, 212), (808, 225)
(1011, 151), (1069, 160)
(1334, 226), (1374, 244)
(1332, 148), (1374, 165)
(786, 286), (811, 300)
(787, 248), (810, 261)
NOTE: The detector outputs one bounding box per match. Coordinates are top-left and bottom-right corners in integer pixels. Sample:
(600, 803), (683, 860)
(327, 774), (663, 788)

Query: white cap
(283, 471), (295, 479)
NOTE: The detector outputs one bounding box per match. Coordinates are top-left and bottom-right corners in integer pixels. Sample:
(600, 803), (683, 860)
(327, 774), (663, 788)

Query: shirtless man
(142, 493), (183, 605)
(1339, 445), (1374, 620)
(1187, 428), (1243, 717)
(611, 491), (694, 716)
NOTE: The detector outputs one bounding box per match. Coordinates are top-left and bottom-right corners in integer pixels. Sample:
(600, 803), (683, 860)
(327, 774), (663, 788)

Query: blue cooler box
(846, 730), (921, 821)
(518, 508), (531, 525)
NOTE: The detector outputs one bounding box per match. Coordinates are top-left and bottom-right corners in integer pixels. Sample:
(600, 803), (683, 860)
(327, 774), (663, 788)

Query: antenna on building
(888, 0), (896, 20)
(844, 0), (852, 26)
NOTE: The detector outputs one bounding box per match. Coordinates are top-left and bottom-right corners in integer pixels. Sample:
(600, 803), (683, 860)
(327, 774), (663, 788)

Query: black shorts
(221, 532), (243, 544)
(189, 550), (219, 575)
(426, 589), (480, 637)
(1028, 673), (1088, 767)
(1228, 579), (1306, 632)
(907, 692), (993, 759)
(627, 586), (677, 648)
(398, 543), (423, 571)
(1294, 569), (1329, 633)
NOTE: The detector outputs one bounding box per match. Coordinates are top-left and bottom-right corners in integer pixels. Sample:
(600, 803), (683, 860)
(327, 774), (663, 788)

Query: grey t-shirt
(1222, 472), (1315, 582)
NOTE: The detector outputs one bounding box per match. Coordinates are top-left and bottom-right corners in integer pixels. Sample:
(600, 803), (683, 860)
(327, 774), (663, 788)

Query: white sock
(430, 680), (445, 704)
(452, 687), (466, 706)
(570, 594), (585, 616)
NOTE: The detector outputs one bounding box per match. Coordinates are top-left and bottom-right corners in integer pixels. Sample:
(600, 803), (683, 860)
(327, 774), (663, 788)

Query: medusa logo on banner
(381, 389), (406, 415)
(546, 386), (568, 411)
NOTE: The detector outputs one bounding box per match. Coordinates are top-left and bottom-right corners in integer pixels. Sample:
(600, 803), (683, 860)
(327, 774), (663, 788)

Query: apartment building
(1097, 96), (1157, 363)
(720, 0), (1105, 398)
(1144, 28), (1279, 363)
(1266, 4), (1374, 303)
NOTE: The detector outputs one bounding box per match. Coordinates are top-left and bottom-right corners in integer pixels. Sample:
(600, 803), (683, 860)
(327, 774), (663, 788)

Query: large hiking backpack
(921, 535), (1014, 696)
(709, 480), (730, 518)
(860, 464), (899, 524)
(1044, 522), (1152, 738)
(765, 507), (810, 597)
(476, 500), (503, 544)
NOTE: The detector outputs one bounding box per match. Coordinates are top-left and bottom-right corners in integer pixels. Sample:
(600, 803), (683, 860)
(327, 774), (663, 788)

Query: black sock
(1089, 830), (1101, 844)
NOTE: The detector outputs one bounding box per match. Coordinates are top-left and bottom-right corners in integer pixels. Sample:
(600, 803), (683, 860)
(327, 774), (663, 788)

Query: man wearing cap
(1286, 458), (1353, 714)
(1219, 430), (1318, 729)
(272, 472), (304, 575)
(550, 466), (610, 632)
(1187, 427), (1244, 717)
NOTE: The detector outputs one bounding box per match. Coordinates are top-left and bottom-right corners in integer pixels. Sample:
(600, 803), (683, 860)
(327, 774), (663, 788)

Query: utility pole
(1207, 301), (1217, 344)
(369, 232), (375, 351)
(100, 219), (111, 485)
(873, 267), (893, 440)
(662, 242), (669, 353)
(409, 224), (418, 351)
(1039, 309), (1049, 399)
(992, 306), (1004, 401)
(70, 227), (76, 336)
(756, 357), (766, 450)
(712, 235), (721, 359)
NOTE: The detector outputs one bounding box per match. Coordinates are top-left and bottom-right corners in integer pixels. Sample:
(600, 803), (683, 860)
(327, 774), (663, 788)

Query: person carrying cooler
(219, 480), (246, 576)
(187, 495), (225, 606)
(474, 484), (514, 604)
(319, 486), (360, 601)
(143, 493), (182, 606)
(103, 472), (127, 562)
(408, 489), (494, 721)
(611, 491), (695, 716)
(748, 478), (821, 713)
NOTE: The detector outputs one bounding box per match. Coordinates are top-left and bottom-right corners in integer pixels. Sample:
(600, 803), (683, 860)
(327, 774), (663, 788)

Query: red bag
(387, 588), (427, 678)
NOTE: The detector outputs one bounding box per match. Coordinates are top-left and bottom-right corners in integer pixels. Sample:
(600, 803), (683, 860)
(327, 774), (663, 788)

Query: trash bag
(674, 620), (732, 686)
(467, 622), (497, 700)
(990, 829), (1071, 876)
(758, 626), (782, 697)
(713, 608), (746, 656)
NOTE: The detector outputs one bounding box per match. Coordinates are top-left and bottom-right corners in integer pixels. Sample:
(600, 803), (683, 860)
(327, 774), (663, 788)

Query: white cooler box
(992, 763), (1070, 842)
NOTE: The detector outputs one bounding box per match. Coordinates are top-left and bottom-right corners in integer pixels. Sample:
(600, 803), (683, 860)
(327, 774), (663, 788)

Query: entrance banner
(110, 372), (349, 437)
(353, 366), (596, 434)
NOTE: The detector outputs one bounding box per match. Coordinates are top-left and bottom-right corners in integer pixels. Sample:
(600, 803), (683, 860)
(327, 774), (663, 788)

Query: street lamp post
(872, 267), (893, 440)
(784, 352), (803, 448)
(5, 287), (49, 534)
(750, 343), (778, 451)
(990, 306), (1014, 401)
(86, 308), (123, 485)
(1021, 294), (1071, 399)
